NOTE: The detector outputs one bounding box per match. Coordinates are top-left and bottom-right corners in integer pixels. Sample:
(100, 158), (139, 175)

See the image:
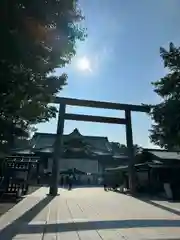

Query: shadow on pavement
(112, 191), (180, 217)
(1, 191), (180, 238)
(0, 195), (54, 239)
(6, 219), (180, 235)
(136, 197), (180, 216)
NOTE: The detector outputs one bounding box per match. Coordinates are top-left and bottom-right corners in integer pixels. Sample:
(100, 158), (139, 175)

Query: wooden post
(49, 103), (66, 196)
(125, 109), (136, 194)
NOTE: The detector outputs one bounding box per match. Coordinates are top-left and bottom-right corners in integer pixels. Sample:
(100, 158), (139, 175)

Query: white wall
(47, 158), (99, 174)
(59, 158), (99, 174)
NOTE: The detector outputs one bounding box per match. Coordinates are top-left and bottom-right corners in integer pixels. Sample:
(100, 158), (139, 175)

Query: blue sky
(37, 0), (180, 148)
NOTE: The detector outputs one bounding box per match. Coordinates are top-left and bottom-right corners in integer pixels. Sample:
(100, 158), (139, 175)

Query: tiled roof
(105, 163), (146, 172)
(144, 149), (180, 161)
(150, 151), (180, 160)
(13, 129), (129, 159)
(30, 133), (55, 149)
(30, 129), (111, 154)
(84, 136), (111, 153)
(13, 139), (30, 149)
(110, 142), (128, 159)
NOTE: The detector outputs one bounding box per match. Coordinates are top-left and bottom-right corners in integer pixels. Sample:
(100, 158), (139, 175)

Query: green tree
(149, 43), (180, 149)
(0, 0), (86, 152)
(110, 142), (142, 155)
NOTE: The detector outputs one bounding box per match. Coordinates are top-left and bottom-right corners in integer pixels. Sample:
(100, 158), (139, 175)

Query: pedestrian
(87, 178), (90, 185)
(68, 174), (73, 190)
(103, 178), (107, 191)
(104, 183), (107, 191)
(60, 176), (64, 188)
(37, 175), (40, 184)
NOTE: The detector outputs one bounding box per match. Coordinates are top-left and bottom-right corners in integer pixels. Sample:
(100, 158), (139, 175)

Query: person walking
(103, 177), (107, 191)
(60, 176), (64, 188)
(68, 174), (73, 190)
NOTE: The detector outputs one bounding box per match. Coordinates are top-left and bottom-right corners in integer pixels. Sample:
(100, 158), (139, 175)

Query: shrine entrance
(0, 156), (39, 198)
(49, 97), (150, 196)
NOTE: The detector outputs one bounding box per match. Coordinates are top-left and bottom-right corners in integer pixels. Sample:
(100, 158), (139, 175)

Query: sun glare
(77, 56), (92, 72)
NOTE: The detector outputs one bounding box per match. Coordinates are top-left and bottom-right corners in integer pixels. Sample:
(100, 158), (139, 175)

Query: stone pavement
(152, 199), (180, 215)
(0, 187), (180, 239)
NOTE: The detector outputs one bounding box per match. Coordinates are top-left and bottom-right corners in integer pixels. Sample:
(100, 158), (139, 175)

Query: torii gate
(49, 97), (150, 196)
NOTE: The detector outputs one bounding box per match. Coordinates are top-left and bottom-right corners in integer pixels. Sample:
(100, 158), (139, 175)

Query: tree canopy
(149, 43), (180, 149)
(0, 0), (86, 152)
(110, 142), (142, 155)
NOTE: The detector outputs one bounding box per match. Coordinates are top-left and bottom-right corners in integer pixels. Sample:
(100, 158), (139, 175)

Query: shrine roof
(30, 128), (112, 154)
(141, 148), (180, 161)
(12, 129), (129, 159)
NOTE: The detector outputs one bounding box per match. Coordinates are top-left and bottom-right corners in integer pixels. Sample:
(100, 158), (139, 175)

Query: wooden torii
(49, 97), (150, 196)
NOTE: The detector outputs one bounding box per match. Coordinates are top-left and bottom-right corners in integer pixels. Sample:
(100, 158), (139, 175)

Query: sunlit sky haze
(37, 0), (180, 148)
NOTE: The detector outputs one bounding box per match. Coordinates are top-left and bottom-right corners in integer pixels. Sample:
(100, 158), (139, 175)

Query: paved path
(0, 187), (180, 239)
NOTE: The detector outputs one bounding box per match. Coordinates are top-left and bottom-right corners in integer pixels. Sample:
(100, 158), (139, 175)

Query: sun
(77, 56), (92, 72)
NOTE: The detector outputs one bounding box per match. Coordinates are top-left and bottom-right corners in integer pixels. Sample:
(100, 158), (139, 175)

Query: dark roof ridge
(143, 148), (180, 153)
(33, 132), (55, 136)
(33, 132), (108, 139)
